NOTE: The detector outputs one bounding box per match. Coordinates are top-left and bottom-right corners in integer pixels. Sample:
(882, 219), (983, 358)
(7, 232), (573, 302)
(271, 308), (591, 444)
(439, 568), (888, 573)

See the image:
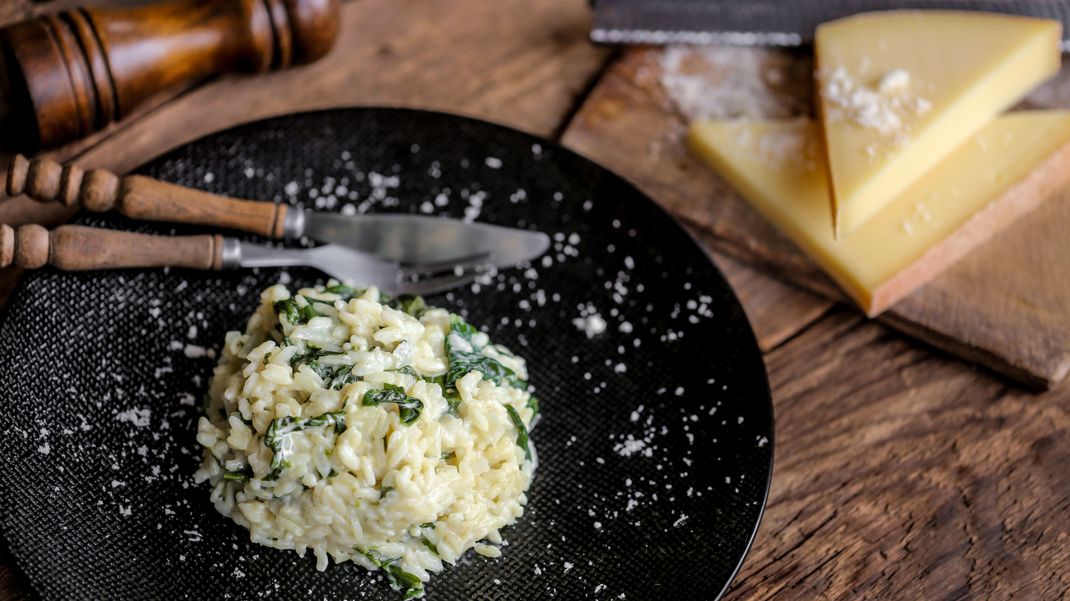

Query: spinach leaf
(505, 404), (531, 460)
(273, 297), (321, 326)
(289, 346), (329, 367)
(273, 298), (300, 325)
(396, 295), (427, 317)
(305, 360), (337, 382)
(223, 469), (251, 482)
(290, 349), (359, 389)
(263, 411), (346, 480)
(358, 549), (424, 600)
(443, 388), (462, 418)
(382, 294), (428, 317)
(527, 396), (540, 417)
(442, 316), (533, 419)
(324, 364), (361, 390)
(420, 536), (439, 556)
(391, 366), (448, 391)
(391, 366), (420, 379)
(325, 284), (360, 299)
(445, 316), (524, 389)
(362, 384), (423, 425)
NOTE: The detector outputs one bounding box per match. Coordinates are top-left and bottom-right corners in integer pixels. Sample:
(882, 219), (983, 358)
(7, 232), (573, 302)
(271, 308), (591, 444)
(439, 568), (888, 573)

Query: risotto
(194, 282), (538, 599)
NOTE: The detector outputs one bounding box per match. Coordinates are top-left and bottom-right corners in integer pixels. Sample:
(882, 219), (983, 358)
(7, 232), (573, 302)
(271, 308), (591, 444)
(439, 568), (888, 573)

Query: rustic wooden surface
(561, 47), (1070, 388)
(728, 309), (1070, 600)
(1, 1), (1068, 600)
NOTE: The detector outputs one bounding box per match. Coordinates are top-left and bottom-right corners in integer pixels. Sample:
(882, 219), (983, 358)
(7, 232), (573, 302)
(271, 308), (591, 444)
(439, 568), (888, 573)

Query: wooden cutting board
(562, 47), (1070, 389)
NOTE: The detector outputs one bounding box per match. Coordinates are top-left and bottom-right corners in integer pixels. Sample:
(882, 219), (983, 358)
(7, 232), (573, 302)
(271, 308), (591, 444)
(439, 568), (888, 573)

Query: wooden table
(2, 1), (1068, 599)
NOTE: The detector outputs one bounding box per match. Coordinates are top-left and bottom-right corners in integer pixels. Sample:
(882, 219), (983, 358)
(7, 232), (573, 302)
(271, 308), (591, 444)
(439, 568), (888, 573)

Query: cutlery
(0, 224), (482, 296)
(6, 155), (551, 268)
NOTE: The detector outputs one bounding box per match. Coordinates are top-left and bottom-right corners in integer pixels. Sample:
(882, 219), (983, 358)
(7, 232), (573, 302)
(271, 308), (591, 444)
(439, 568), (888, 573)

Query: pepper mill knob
(0, 0), (341, 150)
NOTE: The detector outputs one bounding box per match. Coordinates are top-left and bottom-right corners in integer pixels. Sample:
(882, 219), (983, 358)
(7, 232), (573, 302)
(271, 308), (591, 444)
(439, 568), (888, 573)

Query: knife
(283, 212), (549, 268)
(590, 0), (1070, 48)
(6, 154), (551, 269)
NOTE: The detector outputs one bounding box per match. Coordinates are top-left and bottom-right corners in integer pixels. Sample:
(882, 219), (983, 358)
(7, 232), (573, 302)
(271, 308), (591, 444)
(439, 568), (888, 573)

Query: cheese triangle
(688, 112), (1070, 316)
(815, 11), (1061, 235)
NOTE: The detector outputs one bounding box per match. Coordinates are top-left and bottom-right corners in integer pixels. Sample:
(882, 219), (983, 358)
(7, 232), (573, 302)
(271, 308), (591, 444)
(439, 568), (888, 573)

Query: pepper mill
(0, 0), (341, 150)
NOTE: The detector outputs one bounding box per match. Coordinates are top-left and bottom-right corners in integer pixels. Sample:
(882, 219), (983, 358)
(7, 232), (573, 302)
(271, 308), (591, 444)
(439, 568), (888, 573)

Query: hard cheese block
(815, 11), (1061, 235)
(688, 113), (1070, 316)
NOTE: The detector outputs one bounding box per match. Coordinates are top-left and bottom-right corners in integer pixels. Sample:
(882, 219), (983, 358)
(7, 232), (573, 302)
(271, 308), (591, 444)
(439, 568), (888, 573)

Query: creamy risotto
(195, 283), (538, 598)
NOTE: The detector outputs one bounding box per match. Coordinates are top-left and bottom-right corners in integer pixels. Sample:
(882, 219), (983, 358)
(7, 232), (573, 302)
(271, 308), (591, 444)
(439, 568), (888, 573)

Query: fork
(0, 224), (485, 296)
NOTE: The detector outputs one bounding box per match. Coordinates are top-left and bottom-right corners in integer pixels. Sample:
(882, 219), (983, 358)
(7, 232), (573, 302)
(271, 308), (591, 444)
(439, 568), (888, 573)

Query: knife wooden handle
(0, 0), (341, 149)
(6, 154), (289, 238)
(0, 224), (224, 271)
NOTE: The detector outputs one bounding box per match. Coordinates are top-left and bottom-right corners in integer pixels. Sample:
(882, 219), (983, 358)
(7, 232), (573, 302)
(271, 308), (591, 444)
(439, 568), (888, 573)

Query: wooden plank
(697, 229), (831, 351)
(726, 309), (1070, 599)
(562, 47), (1070, 388)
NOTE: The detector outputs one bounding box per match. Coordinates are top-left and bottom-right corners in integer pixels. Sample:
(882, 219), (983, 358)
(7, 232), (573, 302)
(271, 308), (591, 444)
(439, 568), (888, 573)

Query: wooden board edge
(877, 310), (1061, 389)
(869, 135), (1070, 316)
(684, 212), (1066, 388)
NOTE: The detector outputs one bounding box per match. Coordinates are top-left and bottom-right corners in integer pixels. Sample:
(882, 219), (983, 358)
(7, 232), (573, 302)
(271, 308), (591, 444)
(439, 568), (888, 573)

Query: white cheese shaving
(821, 67), (931, 136)
(573, 313), (607, 338)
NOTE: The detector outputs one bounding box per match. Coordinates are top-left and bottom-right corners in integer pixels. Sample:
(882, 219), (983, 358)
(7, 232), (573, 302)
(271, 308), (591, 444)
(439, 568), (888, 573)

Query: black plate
(0, 109), (773, 600)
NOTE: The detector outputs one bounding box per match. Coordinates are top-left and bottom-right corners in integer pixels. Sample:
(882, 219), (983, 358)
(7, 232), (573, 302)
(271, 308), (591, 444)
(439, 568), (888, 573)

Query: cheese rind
(815, 10), (1061, 235)
(688, 113), (1070, 316)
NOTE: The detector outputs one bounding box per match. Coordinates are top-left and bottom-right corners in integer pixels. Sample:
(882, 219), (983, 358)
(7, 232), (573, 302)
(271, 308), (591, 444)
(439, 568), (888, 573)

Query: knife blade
(591, 0), (1070, 48)
(285, 212), (551, 269)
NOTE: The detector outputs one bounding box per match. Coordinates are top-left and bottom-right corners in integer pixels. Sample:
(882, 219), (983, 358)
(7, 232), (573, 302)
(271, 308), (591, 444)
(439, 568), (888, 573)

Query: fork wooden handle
(6, 154), (289, 238)
(0, 224), (224, 271)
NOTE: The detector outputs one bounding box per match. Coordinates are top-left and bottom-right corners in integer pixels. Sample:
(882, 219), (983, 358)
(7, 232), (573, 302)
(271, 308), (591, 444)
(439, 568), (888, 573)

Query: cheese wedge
(815, 11), (1061, 235)
(688, 113), (1070, 316)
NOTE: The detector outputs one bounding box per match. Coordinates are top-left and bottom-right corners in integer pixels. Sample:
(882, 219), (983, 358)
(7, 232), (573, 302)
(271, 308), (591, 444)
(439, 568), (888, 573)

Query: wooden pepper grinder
(0, 0), (341, 150)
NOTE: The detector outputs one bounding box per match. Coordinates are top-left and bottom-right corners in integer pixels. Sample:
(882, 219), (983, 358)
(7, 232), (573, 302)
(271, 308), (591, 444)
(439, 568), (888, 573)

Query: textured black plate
(0, 109), (773, 600)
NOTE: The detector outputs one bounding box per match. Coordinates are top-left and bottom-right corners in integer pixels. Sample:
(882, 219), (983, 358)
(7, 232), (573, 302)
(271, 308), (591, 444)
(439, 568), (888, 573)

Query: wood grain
(562, 47), (1070, 388)
(697, 228), (831, 352)
(0, 224), (224, 271)
(726, 309), (1070, 600)
(7, 154), (289, 237)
